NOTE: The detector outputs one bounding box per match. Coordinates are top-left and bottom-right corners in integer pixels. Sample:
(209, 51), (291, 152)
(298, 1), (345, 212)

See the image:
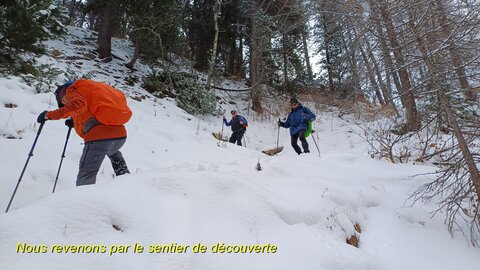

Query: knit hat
(231, 109), (237, 114)
(55, 81), (74, 107)
(290, 97), (299, 105)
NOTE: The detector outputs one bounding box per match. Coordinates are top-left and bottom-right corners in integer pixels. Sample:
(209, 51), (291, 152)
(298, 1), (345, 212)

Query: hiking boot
(112, 159), (130, 176)
(304, 149), (310, 153)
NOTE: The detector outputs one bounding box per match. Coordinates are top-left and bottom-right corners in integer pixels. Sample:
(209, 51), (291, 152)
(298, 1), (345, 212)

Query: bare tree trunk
(322, 17), (335, 92)
(364, 35), (400, 115)
(207, 0), (221, 89)
(282, 34), (289, 89)
(359, 45), (385, 105)
(249, 7), (263, 113)
(371, 10), (405, 110)
(97, 0), (117, 60)
(434, 0), (475, 101)
(301, 28), (313, 81)
(227, 34), (236, 75)
(67, 0), (78, 26)
(378, 0), (419, 131)
(344, 29), (362, 96)
(126, 36), (140, 69)
(235, 33), (244, 77)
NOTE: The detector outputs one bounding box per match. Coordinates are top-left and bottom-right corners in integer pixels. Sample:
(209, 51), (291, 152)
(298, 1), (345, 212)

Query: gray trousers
(77, 138), (129, 186)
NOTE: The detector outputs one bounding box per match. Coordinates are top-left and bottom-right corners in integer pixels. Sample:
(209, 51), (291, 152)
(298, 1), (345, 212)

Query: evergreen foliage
(142, 71), (217, 115)
(0, 0), (67, 52)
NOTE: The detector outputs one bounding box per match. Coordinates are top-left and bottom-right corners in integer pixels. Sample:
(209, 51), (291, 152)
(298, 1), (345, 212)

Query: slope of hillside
(0, 27), (479, 270)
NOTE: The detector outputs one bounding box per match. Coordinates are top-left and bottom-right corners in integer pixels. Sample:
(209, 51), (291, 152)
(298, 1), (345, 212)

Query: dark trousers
(77, 138), (129, 186)
(291, 130), (309, 154)
(229, 130), (244, 146)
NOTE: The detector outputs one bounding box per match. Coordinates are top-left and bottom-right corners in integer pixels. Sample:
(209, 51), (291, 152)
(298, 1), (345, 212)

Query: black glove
(278, 120), (283, 127)
(37, 111), (48, 124)
(65, 118), (74, 128)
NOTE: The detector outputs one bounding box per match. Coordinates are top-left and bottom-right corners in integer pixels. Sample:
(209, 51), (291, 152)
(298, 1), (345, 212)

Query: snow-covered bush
(142, 71), (217, 115)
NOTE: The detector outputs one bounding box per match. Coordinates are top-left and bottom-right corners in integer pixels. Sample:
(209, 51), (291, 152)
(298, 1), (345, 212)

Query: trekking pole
(243, 135), (247, 147)
(311, 131), (321, 157)
(52, 126), (72, 193)
(276, 118), (281, 149)
(221, 119), (224, 140)
(5, 122), (45, 213)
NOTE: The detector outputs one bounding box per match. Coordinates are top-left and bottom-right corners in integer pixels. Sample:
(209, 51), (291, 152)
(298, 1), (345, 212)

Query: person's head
(55, 81), (74, 107)
(231, 110), (237, 117)
(290, 97), (300, 108)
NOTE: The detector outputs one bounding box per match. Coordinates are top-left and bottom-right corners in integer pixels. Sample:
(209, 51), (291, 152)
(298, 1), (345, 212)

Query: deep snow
(0, 26), (479, 270)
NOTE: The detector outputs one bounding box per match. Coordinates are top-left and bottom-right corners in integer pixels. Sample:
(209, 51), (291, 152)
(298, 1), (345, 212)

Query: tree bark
(235, 33), (244, 77)
(282, 34), (289, 88)
(207, 0), (221, 89)
(67, 0), (78, 26)
(378, 0), (419, 131)
(97, 0), (117, 60)
(322, 16), (335, 92)
(249, 6), (263, 113)
(344, 29), (362, 96)
(359, 45), (385, 105)
(301, 28), (313, 81)
(126, 36), (140, 69)
(434, 0), (475, 101)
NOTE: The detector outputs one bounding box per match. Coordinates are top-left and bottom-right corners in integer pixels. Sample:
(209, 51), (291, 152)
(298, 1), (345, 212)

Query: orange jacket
(46, 80), (127, 142)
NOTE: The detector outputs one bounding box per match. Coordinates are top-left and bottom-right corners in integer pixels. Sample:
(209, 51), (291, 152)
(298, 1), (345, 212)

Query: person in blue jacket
(279, 97), (316, 154)
(223, 110), (248, 146)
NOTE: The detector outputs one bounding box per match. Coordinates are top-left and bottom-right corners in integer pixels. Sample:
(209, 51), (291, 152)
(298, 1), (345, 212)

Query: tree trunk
(207, 0), (221, 89)
(97, 0), (117, 60)
(67, 0), (78, 26)
(363, 34), (400, 115)
(371, 10), (405, 110)
(434, 0), (475, 101)
(249, 7), (263, 113)
(359, 45), (385, 105)
(301, 28), (313, 81)
(344, 29), (362, 96)
(322, 17), (335, 92)
(235, 33), (244, 77)
(282, 34), (289, 89)
(126, 36), (140, 69)
(227, 34), (236, 75)
(378, 0), (419, 131)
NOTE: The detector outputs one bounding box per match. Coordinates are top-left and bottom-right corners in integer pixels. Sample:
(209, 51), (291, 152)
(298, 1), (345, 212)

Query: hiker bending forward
(223, 110), (247, 146)
(279, 98), (316, 155)
(37, 79), (132, 186)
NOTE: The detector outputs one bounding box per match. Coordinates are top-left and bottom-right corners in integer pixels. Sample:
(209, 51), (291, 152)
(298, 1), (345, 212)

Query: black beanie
(290, 97), (299, 105)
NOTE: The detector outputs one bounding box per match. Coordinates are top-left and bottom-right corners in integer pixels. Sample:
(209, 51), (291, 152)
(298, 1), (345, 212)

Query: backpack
(304, 121), (313, 138)
(302, 106), (314, 138)
(239, 115), (248, 130)
(74, 80), (132, 125)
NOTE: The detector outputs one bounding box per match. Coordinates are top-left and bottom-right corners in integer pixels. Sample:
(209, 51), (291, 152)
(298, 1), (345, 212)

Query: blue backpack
(239, 115), (248, 130)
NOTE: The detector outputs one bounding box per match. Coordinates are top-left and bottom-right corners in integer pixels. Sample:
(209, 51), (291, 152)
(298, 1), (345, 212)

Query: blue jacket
(281, 105), (316, 136)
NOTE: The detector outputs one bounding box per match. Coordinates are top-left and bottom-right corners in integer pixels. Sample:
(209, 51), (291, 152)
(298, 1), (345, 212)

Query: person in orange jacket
(37, 80), (131, 186)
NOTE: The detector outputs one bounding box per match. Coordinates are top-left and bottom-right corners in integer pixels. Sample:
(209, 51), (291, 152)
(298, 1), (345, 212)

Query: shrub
(142, 71), (217, 115)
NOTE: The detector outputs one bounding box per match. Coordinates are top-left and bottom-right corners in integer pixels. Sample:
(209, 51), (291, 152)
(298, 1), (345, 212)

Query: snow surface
(0, 26), (479, 270)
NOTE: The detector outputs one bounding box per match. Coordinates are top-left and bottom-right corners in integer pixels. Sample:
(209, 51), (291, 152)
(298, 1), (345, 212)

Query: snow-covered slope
(0, 27), (479, 270)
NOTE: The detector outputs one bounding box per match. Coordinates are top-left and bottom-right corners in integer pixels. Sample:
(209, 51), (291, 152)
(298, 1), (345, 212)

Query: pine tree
(0, 0), (67, 52)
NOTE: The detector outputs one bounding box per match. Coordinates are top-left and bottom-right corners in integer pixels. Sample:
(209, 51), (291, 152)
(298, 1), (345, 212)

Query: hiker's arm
(224, 119), (232, 126)
(283, 115), (292, 128)
(47, 90), (87, 120)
